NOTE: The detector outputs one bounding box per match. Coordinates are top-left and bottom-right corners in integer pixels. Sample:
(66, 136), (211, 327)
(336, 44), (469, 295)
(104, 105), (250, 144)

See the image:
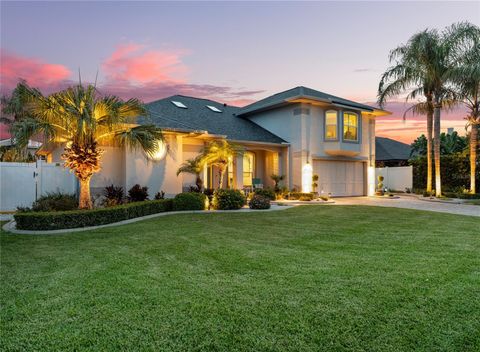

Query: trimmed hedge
(284, 192), (315, 201)
(14, 199), (173, 231)
(172, 192), (206, 211)
(212, 189), (246, 210)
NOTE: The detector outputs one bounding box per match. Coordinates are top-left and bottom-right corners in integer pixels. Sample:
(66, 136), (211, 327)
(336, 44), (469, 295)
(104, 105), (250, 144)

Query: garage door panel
(314, 160), (364, 196)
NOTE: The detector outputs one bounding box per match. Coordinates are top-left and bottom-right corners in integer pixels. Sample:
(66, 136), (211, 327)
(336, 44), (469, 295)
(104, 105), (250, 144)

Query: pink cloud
(1, 45), (264, 108)
(365, 100), (470, 143)
(102, 44), (188, 85)
(0, 49), (71, 93)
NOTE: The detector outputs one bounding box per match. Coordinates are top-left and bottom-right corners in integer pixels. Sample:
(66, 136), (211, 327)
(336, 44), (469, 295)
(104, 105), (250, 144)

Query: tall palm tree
(176, 155), (204, 191)
(200, 140), (243, 189)
(378, 32), (436, 194)
(11, 83), (164, 209)
(446, 23), (480, 193)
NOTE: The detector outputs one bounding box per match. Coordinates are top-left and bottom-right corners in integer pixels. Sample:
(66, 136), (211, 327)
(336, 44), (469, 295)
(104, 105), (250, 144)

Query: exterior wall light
(367, 166), (375, 196)
(302, 162), (313, 193)
(148, 140), (167, 161)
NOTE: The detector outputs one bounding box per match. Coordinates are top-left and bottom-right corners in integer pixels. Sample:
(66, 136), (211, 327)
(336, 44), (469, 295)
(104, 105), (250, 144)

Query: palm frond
(114, 124), (164, 156)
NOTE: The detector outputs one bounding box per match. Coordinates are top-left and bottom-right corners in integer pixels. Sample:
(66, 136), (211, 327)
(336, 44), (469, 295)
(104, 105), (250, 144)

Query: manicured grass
(1, 206), (479, 351)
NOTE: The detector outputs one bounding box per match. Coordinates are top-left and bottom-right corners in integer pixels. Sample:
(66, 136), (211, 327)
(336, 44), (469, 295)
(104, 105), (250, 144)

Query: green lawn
(1, 206), (479, 351)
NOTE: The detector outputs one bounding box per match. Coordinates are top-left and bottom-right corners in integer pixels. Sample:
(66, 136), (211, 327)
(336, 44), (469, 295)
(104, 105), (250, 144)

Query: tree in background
(11, 83), (164, 209)
(411, 132), (467, 157)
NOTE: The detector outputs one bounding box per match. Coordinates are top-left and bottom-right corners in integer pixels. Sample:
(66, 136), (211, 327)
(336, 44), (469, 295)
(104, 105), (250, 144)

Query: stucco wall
(125, 135), (183, 198)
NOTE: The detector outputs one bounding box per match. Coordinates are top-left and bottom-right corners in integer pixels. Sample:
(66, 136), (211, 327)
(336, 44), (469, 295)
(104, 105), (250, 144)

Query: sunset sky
(1, 1), (479, 143)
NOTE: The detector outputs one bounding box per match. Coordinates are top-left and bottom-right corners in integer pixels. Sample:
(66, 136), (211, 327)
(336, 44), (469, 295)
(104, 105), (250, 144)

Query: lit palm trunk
(470, 125), (478, 193)
(426, 96), (433, 193)
(433, 102), (442, 196)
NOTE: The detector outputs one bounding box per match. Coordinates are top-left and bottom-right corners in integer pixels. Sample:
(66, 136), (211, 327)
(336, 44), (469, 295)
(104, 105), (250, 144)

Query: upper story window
(343, 112), (359, 141)
(325, 110), (338, 140)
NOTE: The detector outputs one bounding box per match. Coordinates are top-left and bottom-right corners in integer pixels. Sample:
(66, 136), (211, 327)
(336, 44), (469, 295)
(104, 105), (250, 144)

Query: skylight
(171, 101), (187, 109)
(206, 105), (222, 113)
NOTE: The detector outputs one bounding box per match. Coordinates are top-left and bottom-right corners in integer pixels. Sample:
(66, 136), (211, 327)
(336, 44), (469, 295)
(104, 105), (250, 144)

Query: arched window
(343, 112), (358, 141)
(243, 152), (255, 186)
(325, 110), (338, 140)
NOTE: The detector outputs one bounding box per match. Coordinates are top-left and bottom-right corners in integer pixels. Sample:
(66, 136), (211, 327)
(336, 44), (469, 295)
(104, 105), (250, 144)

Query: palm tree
(11, 83), (164, 209)
(176, 155), (204, 191)
(378, 32), (436, 194)
(199, 140), (243, 189)
(446, 23), (480, 193)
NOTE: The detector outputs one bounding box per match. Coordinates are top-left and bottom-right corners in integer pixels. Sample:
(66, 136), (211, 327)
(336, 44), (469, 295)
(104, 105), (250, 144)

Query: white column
(234, 154), (243, 190)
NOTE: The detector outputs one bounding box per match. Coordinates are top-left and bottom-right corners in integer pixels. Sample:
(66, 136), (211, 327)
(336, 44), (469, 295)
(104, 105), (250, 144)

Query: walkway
(333, 196), (480, 217)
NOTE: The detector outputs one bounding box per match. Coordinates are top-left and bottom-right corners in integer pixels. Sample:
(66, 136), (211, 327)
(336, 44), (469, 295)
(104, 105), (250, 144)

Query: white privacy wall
(0, 161), (76, 211)
(375, 166), (413, 192)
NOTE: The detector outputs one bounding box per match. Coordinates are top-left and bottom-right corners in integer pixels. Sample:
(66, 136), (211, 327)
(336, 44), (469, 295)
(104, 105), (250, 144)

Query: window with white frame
(343, 112), (358, 141)
(325, 110), (338, 140)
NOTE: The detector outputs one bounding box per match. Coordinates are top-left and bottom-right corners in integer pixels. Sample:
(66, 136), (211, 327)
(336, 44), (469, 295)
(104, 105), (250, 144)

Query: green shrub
(457, 193), (480, 199)
(254, 188), (276, 201)
(299, 195), (312, 201)
(443, 192), (458, 198)
(172, 192), (206, 211)
(423, 190), (433, 197)
(14, 199), (173, 231)
(128, 184), (149, 202)
(103, 185), (124, 207)
(154, 191), (165, 200)
(18, 192), (78, 212)
(212, 189), (246, 210)
(249, 194), (271, 209)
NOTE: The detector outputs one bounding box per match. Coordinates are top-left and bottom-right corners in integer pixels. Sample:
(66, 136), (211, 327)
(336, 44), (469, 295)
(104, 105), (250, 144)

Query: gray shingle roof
(138, 95), (286, 144)
(237, 86), (377, 116)
(375, 137), (411, 161)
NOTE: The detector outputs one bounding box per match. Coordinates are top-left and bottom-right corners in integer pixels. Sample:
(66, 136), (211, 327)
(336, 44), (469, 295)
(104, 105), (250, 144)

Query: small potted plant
(375, 176), (385, 196)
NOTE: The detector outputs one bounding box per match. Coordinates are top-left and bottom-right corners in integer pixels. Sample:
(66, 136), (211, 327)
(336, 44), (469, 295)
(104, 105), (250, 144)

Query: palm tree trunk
(426, 100), (433, 193)
(218, 166), (226, 189)
(470, 124), (478, 194)
(196, 174), (203, 192)
(79, 177), (93, 209)
(433, 102), (442, 197)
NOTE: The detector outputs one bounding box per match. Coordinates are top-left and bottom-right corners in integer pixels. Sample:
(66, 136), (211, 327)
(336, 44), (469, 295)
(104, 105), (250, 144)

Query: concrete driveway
(333, 196), (480, 218)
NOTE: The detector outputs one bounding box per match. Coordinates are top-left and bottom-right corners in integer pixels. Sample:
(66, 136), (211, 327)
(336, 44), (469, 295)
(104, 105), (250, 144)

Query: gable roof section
(138, 95), (286, 144)
(237, 86), (387, 117)
(375, 137), (411, 161)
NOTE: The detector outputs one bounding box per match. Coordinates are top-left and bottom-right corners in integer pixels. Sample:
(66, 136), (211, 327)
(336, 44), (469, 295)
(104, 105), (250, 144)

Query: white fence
(375, 166), (413, 192)
(0, 160), (77, 211)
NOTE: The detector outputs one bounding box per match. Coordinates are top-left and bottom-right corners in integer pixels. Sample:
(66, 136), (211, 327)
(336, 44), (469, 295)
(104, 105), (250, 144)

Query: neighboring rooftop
(139, 95), (287, 144)
(375, 137), (411, 161)
(237, 86), (389, 117)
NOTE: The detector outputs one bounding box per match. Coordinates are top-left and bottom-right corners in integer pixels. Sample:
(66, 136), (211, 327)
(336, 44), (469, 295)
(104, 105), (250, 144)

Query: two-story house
(44, 86), (391, 197)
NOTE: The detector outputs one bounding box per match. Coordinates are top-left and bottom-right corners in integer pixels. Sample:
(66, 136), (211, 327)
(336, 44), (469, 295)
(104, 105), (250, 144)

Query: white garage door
(313, 160), (365, 196)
